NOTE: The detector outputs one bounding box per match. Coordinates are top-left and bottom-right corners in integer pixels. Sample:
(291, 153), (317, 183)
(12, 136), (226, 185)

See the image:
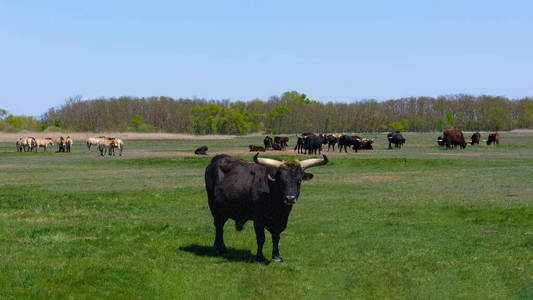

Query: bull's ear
(303, 172), (314, 181)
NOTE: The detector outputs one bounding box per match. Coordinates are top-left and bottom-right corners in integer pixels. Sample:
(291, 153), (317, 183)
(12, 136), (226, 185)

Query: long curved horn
(254, 153), (283, 169)
(299, 155), (328, 169)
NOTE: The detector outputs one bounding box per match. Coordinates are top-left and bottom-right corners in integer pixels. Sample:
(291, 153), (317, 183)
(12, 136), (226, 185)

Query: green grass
(1, 132), (533, 299)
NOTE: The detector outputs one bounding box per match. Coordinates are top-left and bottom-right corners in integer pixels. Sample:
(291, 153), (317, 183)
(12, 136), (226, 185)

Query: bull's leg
(271, 232), (283, 263)
(254, 222), (266, 263)
(213, 215), (228, 254)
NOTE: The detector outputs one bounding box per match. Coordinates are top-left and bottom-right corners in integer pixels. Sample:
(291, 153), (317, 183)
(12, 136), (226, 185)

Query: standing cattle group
(292, 133), (375, 154)
(437, 130), (500, 149)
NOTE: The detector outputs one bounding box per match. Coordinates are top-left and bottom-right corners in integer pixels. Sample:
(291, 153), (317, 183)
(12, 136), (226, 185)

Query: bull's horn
(299, 155), (328, 169)
(254, 153), (283, 168)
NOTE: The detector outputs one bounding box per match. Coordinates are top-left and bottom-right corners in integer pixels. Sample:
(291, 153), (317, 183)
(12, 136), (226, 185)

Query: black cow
(264, 136), (273, 150)
(326, 135), (339, 151)
(294, 135), (307, 154)
(205, 153), (328, 263)
(338, 135), (361, 152)
(249, 144), (266, 152)
(443, 129), (467, 149)
(471, 132), (481, 145)
(274, 136), (289, 150)
(359, 138), (374, 150)
(487, 132), (499, 145)
(387, 132), (405, 149)
(305, 135), (325, 155)
(195, 145), (208, 155)
(437, 136), (446, 146)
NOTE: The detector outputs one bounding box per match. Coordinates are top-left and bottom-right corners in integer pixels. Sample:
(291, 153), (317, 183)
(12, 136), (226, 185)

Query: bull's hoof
(272, 256), (284, 263)
(255, 254), (266, 265)
(214, 245), (228, 255)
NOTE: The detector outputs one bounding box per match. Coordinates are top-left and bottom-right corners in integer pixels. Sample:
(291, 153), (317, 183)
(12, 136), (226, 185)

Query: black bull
(205, 153), (328, 263)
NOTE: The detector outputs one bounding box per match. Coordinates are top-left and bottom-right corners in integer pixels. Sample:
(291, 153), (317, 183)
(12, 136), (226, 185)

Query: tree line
(2, 92), (533, 134)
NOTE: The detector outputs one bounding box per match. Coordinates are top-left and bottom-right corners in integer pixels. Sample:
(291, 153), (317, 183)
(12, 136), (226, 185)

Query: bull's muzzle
(285, 196), (297, 205)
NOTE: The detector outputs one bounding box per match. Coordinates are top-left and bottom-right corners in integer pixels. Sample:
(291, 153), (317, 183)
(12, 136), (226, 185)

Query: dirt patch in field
(315, 174), (401, 185)
(314, 170), (425, 185)
(124, 149), (375, 158)
(0, 164), (17, 169)
(19, 216), (56, 223)
(428, 152), (515, 157)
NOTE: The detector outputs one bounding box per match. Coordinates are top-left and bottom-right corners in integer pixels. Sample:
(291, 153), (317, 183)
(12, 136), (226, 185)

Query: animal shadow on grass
(180, 244), (261, 264)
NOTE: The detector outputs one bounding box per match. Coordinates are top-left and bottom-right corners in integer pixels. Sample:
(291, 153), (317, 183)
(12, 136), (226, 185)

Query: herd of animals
(437, 130), (500, 149)
(194, 130), (500, 156)
(202, 129), (501, 264)
(13, 130), (502, 264)
(15, 136), (124, 156)
(15, 130), (499, 159)
(16, 136), (73, 153)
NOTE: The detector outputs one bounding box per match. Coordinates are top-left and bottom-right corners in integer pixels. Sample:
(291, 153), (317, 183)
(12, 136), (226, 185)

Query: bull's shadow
(180, 244), (260, 263)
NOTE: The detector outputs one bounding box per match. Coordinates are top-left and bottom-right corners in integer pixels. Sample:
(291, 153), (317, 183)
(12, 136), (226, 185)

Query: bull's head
(254, 153), (328, 205)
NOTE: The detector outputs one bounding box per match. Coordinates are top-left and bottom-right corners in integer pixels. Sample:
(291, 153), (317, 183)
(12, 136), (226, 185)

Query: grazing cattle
(437, 136), (446, 147)
(294, 135), (307, 154)
(470, 132), (480, 145)
(65, 136), (73, 152)
(35, 138), (54, 152)
(195, 145), (208, 155)
(87, 136), (105, 151)
(387, 132), (405, 149)
(487, 132), (499, 146)
(205, 153), (328, 263)
(359, 138), (374, 150)
(338, 135), (361, 153)
(264, 136), (273, 150)
(56, 136), (66, 152)
(305, 134), (326, 155)
(249, 144), (266, 152)
(274, 136), (289, 150)
(443, 129), (467, 149)
(326, 135), (339, 151)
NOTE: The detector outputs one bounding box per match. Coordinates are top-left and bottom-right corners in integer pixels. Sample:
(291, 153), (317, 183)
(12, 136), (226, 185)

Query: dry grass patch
(0, 132), (236, 142)
(313, 171), (425, 185)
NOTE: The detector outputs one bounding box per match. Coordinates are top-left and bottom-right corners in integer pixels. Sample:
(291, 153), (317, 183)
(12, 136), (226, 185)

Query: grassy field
(1, 132), (532, 299)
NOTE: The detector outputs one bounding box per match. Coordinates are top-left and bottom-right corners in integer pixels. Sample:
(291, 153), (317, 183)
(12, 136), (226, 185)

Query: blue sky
(1, 1), (532, 116)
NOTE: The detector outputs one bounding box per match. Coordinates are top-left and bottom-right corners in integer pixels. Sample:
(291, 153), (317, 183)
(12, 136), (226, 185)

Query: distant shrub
(138, 124), (156, 133)
(5, 127), (23, 133)
(42, 126), (64, 132)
